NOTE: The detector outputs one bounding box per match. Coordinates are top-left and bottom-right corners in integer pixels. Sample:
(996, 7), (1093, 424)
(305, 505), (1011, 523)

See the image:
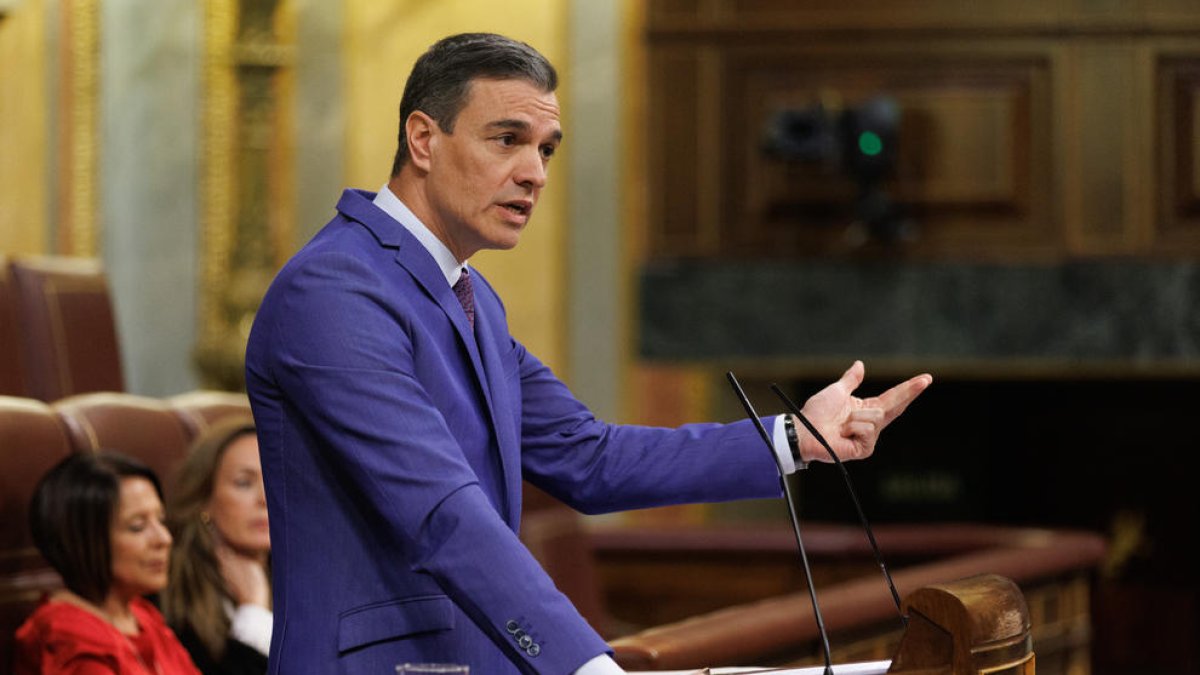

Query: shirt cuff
(772, 414), (797, 474)
(573, 654), (626, 674)
(228, 603), (273, 656)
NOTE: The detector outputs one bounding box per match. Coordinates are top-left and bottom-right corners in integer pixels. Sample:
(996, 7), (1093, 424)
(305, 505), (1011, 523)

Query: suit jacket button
(527, 643), (541, 657)
(518, 634), (532, 649)
(505, 620), (520, 634)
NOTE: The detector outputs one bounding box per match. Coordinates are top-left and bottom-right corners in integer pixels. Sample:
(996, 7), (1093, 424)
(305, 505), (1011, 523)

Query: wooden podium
(622, 574), (1035, 674)
(614, 573), (1039, 674)
(888, 574), (1034, 675)
(602, 523), (1103, 674)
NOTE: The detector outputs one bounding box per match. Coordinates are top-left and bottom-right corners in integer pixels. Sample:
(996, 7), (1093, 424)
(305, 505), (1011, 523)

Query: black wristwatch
(783, 415), (807, 470)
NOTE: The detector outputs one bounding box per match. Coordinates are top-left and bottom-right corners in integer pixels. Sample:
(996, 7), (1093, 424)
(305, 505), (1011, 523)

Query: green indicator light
(858, 131), (883, 156)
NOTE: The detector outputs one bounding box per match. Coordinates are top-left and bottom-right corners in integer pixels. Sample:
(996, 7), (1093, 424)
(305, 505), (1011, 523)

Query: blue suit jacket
(244, 189), (781, 674)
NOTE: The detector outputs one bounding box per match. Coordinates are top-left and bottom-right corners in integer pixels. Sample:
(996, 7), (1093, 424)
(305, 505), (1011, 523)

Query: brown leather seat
(0, 257), (29, 397)
(0, 396), (73, 670)
(166, 389), (253, 441)
(9, 255), (124, 402)
(51, 392), (191, 498)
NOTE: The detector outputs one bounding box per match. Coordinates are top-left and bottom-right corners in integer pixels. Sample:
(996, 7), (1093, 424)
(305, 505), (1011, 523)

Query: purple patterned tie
(453, 268), (475, 328)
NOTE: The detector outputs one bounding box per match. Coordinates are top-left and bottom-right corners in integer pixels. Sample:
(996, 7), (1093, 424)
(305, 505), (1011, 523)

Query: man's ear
(406, 111), (437, 172)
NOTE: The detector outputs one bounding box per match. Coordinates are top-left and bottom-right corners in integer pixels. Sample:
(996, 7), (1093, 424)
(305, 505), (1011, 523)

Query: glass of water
(395, 664), (469, 674)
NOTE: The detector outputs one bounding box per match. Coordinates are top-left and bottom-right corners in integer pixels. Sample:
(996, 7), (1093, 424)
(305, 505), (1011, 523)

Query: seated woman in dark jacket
(15, 451), (201, 674)
(161, 418), (271, 675)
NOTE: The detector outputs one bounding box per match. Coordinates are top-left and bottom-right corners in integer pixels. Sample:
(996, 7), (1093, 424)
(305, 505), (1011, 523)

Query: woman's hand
(216, 544), (271, 608)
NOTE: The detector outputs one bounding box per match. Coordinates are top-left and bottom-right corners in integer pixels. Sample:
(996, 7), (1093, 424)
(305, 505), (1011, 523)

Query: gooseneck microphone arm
(727, 372), (834, 675)
(770, 383), (907, 628)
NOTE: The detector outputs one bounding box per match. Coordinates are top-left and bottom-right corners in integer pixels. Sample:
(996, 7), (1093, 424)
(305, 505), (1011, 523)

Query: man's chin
(484, 230), (524, 251)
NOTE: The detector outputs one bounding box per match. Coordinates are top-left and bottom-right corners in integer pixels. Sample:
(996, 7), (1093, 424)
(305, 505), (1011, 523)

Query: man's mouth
(500, 200), (531, 216)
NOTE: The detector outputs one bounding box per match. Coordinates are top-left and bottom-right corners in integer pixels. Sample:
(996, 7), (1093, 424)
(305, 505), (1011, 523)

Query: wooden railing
(588, 522), (1105, 674)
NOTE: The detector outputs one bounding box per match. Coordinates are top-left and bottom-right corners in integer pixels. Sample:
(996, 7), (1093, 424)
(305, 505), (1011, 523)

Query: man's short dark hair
(390, 32), (558, 176)
(29, 451), (164, 605)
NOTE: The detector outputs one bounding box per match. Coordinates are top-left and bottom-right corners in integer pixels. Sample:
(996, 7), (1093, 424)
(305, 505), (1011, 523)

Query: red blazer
(14, 596), (200, 675)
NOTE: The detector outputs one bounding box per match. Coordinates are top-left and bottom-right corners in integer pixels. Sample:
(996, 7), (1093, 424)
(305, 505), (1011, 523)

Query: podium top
(631, 661), (892, 675)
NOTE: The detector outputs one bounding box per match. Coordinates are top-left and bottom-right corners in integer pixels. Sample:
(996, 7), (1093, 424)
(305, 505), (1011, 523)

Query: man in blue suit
(245, 33), (932, 674)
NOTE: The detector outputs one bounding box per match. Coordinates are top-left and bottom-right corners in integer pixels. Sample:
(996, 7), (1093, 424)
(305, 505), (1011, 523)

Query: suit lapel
(337, 190), (519, 523)
(471, 287), (522, 525)
(338, 190), (489, 386)
(394, 256), (520, 524)
(397, 244), (484, 367)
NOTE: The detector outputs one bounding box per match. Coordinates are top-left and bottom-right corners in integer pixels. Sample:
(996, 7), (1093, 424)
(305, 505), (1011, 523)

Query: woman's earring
(200, 511), (212, 526)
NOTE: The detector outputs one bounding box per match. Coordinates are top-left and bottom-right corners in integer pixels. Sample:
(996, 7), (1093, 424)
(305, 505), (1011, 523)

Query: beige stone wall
(0, 0), (48, 254)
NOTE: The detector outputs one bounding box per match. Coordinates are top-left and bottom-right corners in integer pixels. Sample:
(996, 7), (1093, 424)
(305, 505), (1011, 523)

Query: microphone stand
(770, 384), (907, 627)
(727, 372), (834, 675)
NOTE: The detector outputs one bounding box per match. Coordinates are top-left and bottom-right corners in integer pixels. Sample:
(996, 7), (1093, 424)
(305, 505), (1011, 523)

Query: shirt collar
(372, 184), (467, 287)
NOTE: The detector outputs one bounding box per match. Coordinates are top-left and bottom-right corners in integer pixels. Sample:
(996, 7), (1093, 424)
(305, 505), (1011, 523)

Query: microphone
(726, 371), (834, 675)
(769, 384), (906, 627)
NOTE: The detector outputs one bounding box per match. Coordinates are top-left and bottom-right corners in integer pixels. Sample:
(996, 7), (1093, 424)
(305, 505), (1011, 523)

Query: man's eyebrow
(487, 118), (528, 130)
(487, 119), (563, 143)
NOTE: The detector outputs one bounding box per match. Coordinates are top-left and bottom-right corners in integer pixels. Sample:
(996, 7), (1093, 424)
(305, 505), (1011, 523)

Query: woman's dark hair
(391, 32), (558, 175)
(29, 451), (164, 605)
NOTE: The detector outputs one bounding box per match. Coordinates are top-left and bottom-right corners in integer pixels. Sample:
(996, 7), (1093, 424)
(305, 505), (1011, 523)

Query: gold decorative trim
(198, 0), (295, 390)
(58, 0), (99, 256)
(200, 0), (238, 351)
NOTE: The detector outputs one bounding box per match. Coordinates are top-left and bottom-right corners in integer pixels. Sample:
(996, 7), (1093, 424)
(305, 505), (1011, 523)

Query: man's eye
(497, 134), (516, 146)
(540, 145), (556, 159)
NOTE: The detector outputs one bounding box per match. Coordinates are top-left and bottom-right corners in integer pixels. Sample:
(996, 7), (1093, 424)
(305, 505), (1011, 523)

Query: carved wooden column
(196, 0), (294, 391)
(56, 0), (100, 256)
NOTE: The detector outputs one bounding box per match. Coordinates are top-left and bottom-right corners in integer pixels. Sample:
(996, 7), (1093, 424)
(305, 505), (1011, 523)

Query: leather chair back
(52, 392), (191, 499)
(167, 389), (253, 441)
(9, 256), (124, 402)
(0, 257), (28, 397)
(0, 396), (72, 670)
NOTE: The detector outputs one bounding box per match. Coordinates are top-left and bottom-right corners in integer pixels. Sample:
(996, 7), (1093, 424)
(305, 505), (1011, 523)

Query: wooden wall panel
(652, 0), (1200, 31)
(648, 47), (705, 255)
(721, 46), (1055, 259)
(1147, 0), (1200, 29)
(1064, 43), (1152, 255)
(645, 0), (1200, 261)
(1156, 53), (1200, 252)
(650, 0), (1062, 31)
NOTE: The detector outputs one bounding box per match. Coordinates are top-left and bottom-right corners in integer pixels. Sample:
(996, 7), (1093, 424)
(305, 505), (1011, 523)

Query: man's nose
(514, 148), (547, 189)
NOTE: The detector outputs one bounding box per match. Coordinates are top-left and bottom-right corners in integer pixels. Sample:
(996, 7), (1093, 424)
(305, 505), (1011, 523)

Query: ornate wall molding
(57, 0), (98, 256)
(197, 0), (294, 390)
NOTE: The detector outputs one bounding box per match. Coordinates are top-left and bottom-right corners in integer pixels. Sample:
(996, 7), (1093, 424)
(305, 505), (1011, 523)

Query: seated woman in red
(14, 452), (201, 674)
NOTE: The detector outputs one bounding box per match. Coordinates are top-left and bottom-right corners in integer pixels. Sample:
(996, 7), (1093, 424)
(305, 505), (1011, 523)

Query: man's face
(419, 78), (562, 261)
